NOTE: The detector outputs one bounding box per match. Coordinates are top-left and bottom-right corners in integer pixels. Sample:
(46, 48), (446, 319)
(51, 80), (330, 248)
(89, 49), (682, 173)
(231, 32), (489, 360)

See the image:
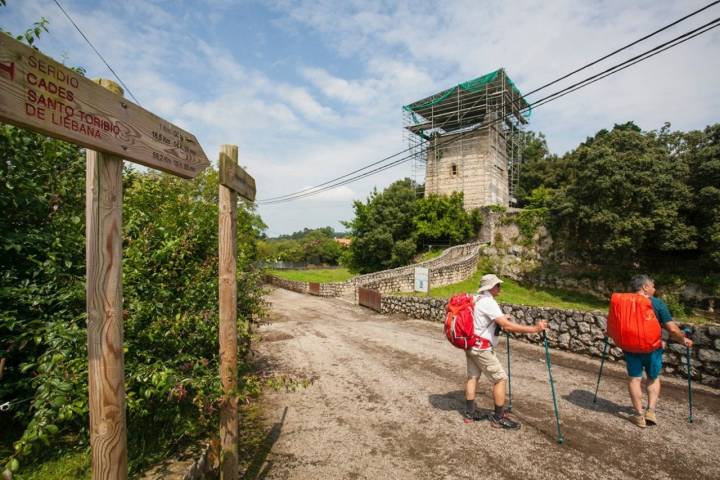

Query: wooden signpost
(217, 145), (256, 480)
(0, 35), (211, 480)
(0, 35), (209, 178)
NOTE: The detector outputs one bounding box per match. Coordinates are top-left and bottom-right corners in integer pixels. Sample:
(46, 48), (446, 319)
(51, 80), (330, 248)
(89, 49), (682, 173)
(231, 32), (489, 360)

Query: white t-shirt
(473, 291), (504, 350)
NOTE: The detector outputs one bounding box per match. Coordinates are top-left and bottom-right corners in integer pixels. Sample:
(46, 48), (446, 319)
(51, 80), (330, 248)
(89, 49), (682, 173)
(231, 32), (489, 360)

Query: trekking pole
(683, 327), (693, 423)
(592, 336), (610, 405)
(506, 330), (512, 411)
(542, 330), (564, 444)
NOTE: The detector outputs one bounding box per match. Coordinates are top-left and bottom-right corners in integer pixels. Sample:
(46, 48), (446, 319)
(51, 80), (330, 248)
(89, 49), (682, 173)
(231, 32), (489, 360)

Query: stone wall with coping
(379, 294), (720, 388)
(266, 242), (483, 298)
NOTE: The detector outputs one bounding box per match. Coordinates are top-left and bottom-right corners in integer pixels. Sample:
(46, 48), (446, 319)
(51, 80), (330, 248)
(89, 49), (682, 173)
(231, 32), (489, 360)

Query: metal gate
(308, 282), (320, 296)
(358, 287), (381, 312)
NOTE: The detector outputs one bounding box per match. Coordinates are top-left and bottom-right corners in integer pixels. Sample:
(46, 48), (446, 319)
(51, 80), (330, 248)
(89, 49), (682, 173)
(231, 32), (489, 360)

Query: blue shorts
(624, 349), (663, 379)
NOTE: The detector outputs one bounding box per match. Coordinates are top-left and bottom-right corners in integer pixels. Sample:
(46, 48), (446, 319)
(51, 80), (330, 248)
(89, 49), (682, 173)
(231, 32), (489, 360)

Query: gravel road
(249, 287), (720, 480)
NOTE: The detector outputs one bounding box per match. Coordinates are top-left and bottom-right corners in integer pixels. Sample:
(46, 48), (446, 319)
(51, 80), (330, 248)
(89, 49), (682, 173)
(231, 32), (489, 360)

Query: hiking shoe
(463, 410), (488, 423)
(490, 414), (521, 430)
(630, 414), (647, 428)
(645, 409), (657, 426)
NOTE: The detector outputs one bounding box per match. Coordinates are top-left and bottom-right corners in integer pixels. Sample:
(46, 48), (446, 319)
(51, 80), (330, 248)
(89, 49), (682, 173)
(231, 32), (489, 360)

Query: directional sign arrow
(219, 153), (256, 201)
(0, 35), (209, 178)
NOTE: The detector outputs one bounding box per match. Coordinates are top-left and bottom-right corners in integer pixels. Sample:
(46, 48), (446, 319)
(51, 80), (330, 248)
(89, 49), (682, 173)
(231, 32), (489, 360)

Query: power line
(52, 0), (142, 106)
(256, 143), (422, 202)
(529, 16), (720, 108)
(524, 0), (720, 97)
(258, 18), (720, 206)
(257, 3), (720, 205)
(530, 21), (720, 111)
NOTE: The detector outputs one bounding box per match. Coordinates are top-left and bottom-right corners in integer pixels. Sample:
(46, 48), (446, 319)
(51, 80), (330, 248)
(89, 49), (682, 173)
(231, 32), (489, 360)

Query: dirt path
(247, 287), (720, 480)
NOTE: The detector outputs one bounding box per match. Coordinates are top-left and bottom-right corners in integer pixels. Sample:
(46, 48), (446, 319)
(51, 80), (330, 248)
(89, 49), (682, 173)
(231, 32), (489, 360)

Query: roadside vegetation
(403, 267), (711, 323)
(0, 118), (267, 476)
(405, 269), (607, 312)
(0, 21), (268, 473)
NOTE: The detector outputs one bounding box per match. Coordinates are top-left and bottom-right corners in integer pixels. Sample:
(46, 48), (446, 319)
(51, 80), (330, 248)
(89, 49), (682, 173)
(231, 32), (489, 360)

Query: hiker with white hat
(464, 273), (548, 429)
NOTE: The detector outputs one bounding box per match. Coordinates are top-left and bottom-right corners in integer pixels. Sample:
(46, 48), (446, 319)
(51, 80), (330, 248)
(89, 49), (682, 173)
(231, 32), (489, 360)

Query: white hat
(478, 273), (503, 292)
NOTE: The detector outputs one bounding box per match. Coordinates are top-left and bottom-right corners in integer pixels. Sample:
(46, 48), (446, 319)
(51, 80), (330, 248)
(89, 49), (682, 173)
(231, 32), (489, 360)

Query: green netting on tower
(402, 86), (456, 112)
(402, 68), (527, 114)
(458, 70), (500, 93)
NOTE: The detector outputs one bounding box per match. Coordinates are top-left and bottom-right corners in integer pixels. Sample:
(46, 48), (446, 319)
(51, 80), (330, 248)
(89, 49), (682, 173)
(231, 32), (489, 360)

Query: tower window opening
(451, 164), (457, 176)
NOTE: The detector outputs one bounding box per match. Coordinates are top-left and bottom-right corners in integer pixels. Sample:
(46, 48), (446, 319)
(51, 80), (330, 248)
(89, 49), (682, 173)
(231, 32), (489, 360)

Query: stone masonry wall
(264, 275), (308, 294)
(266, 242), (483, 298)
(380, 294), (720, 388)
(425, 124), (510, 209)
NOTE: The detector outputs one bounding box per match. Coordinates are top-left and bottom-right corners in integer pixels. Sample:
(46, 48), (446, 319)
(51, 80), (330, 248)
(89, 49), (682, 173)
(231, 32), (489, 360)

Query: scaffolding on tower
(402, 68), (530, 206)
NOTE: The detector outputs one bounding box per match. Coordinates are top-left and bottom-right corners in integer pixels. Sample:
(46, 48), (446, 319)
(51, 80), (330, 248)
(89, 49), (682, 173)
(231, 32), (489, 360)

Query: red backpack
(607, 293), (662, 353)
(444, 293), (482, 350)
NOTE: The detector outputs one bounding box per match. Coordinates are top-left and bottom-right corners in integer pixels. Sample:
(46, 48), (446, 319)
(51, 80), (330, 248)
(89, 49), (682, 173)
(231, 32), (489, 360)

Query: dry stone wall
(380, 294), (720, 388)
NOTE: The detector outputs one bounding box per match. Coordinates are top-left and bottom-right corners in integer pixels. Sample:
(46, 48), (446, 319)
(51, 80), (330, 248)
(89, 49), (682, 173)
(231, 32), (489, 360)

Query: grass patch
(403, 270), (715, 323)
(14, 450), (90, 480)
(416, 269), (608, 312)
(269, 268), (354, 283)
(417, 248), (444, 262)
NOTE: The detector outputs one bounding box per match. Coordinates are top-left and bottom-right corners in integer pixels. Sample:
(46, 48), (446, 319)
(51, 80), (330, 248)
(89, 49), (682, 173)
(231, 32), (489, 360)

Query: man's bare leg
(492, 379), (506, 410)
(628, 377), (644, 414)
(647, 378), (661, 410)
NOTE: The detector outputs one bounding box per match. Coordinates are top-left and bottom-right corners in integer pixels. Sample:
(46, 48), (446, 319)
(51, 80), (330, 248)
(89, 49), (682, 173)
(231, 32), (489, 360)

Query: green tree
(344, 179), (418, 273)
(552, 123), (696, 265)
(680, 124), (720, 267)
(260, 227), (344, 265)
(516, 130), (572, 205)
(413, 192), (472, 246)
(300, 229), (343, 264)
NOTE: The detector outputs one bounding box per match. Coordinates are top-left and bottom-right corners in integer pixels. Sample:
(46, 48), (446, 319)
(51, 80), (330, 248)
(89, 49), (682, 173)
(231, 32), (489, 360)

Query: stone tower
(403, 69), (528, 209)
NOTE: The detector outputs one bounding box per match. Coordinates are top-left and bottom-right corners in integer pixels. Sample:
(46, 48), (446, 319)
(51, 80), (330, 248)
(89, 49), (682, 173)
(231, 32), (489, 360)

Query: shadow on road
(428, 390), (494, 419)
(241, 406), (288, 480)
(563, 389), (634, 418)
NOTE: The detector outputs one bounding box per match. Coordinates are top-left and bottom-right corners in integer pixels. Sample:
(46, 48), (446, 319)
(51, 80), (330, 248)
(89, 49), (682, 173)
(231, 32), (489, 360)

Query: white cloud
(302, 67), (376, 105)
(275, 0), (720, 154)
(4, 0), (719, 235)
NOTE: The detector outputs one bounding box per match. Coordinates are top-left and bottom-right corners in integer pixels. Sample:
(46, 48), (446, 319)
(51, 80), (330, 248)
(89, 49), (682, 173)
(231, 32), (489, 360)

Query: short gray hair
(630, 274), (654, 292)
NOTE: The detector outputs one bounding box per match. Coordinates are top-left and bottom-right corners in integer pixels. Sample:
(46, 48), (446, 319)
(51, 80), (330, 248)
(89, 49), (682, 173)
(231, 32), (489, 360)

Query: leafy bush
(343, 179), (419, 273)
(343, 180), (482, 273)
(1, 124), (266, 475)
(259, 227), (345, 265)
(414, 192), (472, 246)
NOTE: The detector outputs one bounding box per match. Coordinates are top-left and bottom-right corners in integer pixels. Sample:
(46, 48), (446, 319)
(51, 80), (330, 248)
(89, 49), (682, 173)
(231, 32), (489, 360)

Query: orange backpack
(607, 293), (662, 353)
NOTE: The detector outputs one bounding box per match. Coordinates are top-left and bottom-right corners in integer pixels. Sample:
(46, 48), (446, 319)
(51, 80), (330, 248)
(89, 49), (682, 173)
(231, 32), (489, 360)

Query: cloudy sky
(3, 0), (719, 235)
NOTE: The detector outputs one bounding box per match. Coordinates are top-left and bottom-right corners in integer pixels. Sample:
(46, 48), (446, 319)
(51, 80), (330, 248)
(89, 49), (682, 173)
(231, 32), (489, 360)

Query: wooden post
(218, 144), (239, 479)
(86, 79), (127, 480)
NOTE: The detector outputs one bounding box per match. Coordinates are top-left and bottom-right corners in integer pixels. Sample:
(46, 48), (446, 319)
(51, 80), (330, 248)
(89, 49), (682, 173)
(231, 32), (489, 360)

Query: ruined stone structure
(403, 68), (528, 208)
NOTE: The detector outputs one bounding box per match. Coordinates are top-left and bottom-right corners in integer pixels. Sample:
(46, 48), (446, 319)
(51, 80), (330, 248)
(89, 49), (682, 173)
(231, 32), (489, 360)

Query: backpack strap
(471, 294), (496, 349)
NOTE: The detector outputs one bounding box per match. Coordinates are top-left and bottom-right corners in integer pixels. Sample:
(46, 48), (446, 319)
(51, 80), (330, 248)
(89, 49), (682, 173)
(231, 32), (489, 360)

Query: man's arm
(495, 315), (548, 334)
(663, 321), (693, 348)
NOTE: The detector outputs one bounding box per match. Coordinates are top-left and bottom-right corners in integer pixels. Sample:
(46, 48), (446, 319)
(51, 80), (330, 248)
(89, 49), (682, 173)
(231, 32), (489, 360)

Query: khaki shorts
(466, 348), (507, 384)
